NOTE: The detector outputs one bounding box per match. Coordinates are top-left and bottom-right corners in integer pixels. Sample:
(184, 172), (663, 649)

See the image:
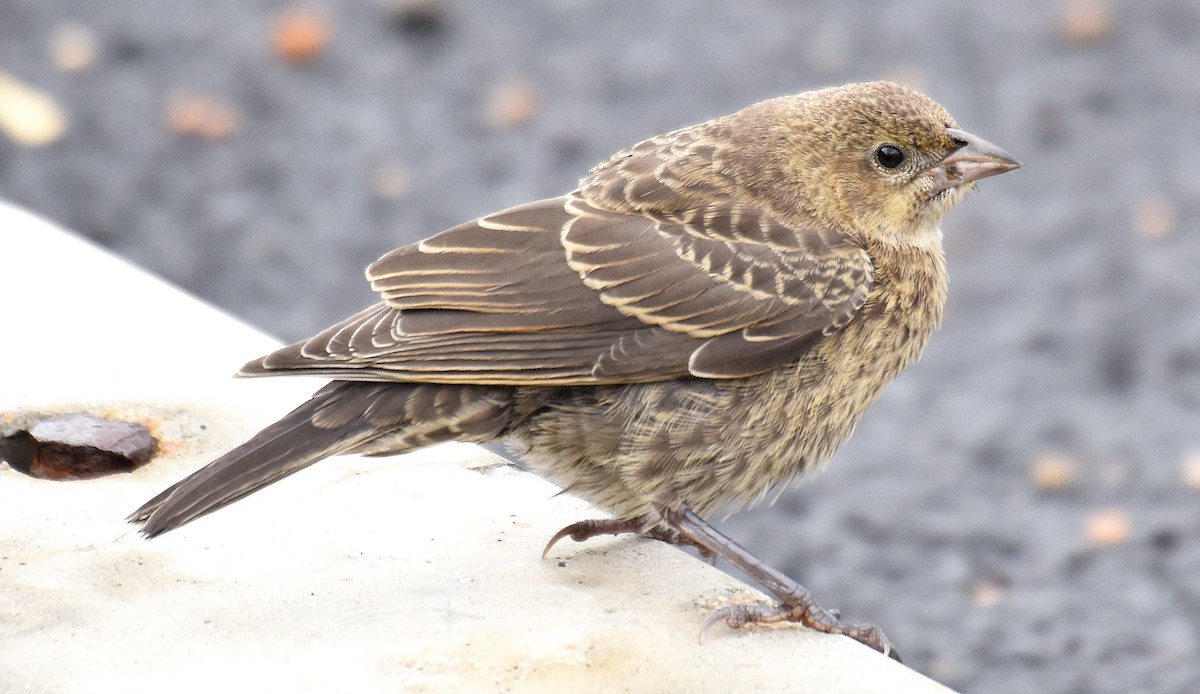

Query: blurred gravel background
(3, 1), (1199, 691)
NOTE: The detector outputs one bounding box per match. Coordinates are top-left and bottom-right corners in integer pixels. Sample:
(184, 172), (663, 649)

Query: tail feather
(130, 385), (378, 536)
(130, 381), (515, 537)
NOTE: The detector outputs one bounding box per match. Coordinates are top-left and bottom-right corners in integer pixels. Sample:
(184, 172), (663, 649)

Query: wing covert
(244, 133), (874, 384)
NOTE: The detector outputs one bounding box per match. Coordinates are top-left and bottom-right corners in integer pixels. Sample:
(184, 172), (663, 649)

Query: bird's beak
(927, 128), (1021, 195)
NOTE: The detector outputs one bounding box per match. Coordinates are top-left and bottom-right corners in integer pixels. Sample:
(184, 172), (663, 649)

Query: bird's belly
(509, 314), (932, 518)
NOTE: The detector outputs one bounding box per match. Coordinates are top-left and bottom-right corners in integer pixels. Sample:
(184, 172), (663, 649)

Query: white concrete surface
(0, 201), (958, 693)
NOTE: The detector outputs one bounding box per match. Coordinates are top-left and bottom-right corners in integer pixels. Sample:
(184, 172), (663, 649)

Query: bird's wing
(244, 135), (873, 385)
(245, 195), (872, 385)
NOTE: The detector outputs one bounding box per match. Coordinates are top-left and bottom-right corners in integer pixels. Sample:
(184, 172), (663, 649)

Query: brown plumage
(131, 81), (1019, 659)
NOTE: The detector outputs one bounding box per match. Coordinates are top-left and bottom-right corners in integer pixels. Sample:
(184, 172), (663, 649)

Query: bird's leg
(663, 501), (901, 661)
(543, 513), (714, 561)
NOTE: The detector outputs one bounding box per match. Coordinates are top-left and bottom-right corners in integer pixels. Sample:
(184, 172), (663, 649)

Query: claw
(698, 606), (733, 644)
(541, 525), (576, 559)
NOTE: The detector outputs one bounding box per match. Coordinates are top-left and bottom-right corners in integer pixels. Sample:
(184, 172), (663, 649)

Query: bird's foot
(542, 516), (645, 558)
(662, 500), (900, 661)
(543, 514), (713, 561)
(700, 592), (900, 661)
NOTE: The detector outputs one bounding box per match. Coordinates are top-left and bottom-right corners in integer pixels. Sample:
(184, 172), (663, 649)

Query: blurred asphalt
(2, 1), (1199, 691)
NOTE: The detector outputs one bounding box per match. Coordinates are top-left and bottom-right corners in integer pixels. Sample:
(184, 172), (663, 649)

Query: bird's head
(735, 81), (1020, 248)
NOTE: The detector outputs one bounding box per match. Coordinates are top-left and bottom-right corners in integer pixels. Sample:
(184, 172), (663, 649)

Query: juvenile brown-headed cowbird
(132, 81), (1018, 659)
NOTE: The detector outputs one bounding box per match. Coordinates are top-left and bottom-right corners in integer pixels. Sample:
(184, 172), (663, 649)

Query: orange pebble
(484, 78), (539, 130)
(166, 92), (239, 139)
(1181, 453), (1200, 490)
(971, 580), (1004, 608)
(1085, 508), (1130, 546)
(272, 7), (331, 63)
(1132, 194), (1177, 239)
(1031, 452), (1077, 490)
(1061, 0), (1113, 44)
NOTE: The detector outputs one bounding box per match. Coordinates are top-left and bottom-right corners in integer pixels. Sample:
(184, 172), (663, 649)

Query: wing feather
(244, 132), (874, 385)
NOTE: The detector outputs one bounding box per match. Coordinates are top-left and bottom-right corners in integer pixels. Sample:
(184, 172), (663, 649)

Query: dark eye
(875, 144), (905, 169)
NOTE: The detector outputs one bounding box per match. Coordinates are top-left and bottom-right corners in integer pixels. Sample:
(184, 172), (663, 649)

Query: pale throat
(870, 219), (944, 252)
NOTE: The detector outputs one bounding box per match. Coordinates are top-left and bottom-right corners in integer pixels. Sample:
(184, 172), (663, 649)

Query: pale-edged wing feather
(243, 131), (874, 385)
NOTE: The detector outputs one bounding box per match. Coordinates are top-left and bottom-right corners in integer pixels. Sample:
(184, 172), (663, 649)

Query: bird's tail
(130, 381), (513, 537)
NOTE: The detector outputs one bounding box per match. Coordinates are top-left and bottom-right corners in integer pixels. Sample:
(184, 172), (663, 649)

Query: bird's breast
(710, 243), (948, 507)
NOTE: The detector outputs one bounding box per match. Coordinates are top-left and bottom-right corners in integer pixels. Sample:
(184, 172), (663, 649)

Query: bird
(131, 81), (1019, 660)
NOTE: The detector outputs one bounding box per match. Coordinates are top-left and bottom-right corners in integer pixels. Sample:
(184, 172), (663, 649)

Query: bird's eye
(875, 144), (905, 169)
